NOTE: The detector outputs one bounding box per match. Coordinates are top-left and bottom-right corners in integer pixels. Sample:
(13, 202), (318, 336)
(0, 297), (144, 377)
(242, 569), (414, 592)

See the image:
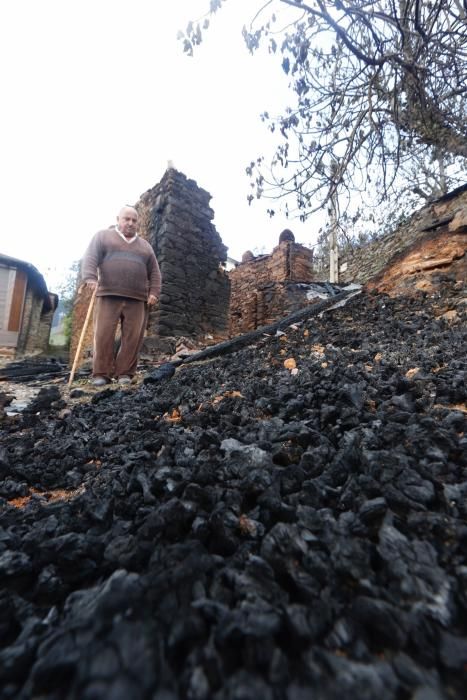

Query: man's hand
(147, 294), (158, 306)
(78, 279), (98, 294)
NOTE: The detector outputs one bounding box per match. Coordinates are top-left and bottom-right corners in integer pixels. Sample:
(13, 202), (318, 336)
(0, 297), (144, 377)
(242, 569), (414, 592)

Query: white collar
(115, 227), (137, 244)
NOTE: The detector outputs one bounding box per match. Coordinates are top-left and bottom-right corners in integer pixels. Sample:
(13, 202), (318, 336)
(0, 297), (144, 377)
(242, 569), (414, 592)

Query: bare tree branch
(182, 0), (467, 227)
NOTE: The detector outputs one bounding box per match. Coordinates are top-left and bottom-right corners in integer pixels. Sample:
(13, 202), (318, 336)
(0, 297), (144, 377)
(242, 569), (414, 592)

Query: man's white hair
(117, 205), (138, 218)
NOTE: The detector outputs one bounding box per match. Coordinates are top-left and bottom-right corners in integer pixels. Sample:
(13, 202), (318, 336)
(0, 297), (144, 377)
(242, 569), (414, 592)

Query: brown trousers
(93, 296), (147, 379)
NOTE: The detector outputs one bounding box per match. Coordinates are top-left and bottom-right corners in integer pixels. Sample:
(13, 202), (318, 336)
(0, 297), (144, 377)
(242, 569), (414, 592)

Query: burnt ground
(0, 281), (466, 700)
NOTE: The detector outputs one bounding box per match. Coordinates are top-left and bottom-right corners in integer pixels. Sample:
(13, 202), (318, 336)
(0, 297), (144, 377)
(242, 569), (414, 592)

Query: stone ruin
(137, 169), (230, 347)
(228, 183), (467, 334)
(70, 175), (466, 368)
(69, 168), (230, 364)
(228, 230), (315, 336)
(331, 183), (467, 289)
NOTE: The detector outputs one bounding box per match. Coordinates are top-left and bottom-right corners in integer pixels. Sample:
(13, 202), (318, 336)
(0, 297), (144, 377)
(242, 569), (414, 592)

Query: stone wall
(137, 168), (230, 340)
(15, 287), (35, 355)
(36, 305), (56, 352)
(17, 288), (48, 355)
(229, 233), (314, 335)
(326, 185), (467, 284)
(228, 185), (466, 335)
(67, 177), (466, 368)
(366, 229), (467, 296)
(69, 168), (230, 367)
(16, 288), (54, 355)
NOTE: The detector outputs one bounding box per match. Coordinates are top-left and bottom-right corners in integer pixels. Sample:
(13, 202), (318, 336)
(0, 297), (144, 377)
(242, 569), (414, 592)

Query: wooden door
(0, 265), (26, 347)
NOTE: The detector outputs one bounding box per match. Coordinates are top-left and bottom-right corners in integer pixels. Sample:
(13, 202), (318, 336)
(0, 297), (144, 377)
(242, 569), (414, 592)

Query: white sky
(0, 0), (325, 291)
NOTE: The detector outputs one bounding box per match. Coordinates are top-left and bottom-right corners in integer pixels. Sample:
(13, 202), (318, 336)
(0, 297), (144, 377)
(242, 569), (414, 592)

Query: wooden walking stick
(68, 287), (97, 387)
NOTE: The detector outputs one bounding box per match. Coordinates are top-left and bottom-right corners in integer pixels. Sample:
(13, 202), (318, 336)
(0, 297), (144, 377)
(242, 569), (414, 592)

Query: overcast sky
(0, 0), (324, 291)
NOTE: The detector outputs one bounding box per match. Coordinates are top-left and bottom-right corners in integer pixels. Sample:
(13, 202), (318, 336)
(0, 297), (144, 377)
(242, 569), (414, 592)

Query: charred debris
(0, 279), (466, 700)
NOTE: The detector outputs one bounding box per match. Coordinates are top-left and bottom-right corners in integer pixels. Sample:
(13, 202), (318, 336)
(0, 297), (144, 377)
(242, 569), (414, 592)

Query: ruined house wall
(69, 168), (230, 367)
(35, 307), (55, 352)
(321, 185), (467, 284)
(17, 287), (54, 355)
(229, 240), (314, 335)
(18, 289), (45, 355)
(14, 287), (34, 354)
(366, 229), (467, 296)
(137, 168), (230, 340)
(229, 187), (466, 337)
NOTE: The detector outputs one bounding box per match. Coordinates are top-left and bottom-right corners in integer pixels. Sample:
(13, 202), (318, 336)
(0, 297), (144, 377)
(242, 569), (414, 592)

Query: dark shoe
(90, 376), (109, 387)
(118, 375), (132, 385)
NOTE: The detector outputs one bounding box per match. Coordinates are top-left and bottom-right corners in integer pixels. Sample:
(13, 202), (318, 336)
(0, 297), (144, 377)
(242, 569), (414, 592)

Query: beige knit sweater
(81, 227), (161, 301)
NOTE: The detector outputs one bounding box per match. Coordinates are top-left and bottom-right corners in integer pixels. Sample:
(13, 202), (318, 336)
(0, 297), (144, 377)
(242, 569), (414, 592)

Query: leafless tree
(181, 1), (467, 221)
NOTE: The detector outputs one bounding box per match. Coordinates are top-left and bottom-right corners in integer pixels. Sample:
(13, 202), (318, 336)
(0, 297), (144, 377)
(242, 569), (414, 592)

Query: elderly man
(81, 206), (161, 386)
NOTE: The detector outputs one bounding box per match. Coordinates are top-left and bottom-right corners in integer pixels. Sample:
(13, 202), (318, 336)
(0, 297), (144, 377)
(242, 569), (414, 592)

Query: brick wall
(229, 235), (314, 335)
